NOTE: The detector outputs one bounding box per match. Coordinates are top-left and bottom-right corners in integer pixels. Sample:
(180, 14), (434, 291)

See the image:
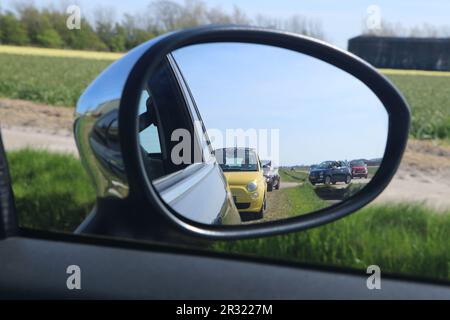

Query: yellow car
(215, 147), (267, 220)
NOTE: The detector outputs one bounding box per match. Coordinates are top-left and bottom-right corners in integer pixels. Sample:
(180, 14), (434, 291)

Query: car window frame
(167, 53), (214, 163)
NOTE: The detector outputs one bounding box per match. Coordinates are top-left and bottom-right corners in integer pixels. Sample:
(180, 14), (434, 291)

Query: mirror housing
(75, 25), (410, 240)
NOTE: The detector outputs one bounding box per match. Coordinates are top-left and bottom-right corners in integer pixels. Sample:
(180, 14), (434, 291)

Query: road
(2, 127), (78, 156)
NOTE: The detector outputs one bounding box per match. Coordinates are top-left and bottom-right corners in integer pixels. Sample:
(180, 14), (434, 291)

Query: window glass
(138, 90), (161, 154)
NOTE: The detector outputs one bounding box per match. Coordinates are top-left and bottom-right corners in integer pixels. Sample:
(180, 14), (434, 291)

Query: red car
(350, 160), (368, 179)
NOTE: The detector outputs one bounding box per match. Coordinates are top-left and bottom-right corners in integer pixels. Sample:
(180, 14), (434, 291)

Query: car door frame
(147, 53), (240, 225)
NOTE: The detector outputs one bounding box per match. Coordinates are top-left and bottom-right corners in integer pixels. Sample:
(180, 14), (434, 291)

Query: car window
(168, 55), (213, 163)
(138, 90), (161, 154)
(1, 1), (448, 287)
(218, 148), (259, 172)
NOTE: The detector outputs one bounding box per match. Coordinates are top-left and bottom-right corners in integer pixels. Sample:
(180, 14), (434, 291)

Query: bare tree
(362, 20), (405, 36)
(409, 23), (450, 37)
(230, 5), (250, 24)
(255, 14), (282, 30)
(206, 6), (232, 24)
(149, 0), (183, 31)
(254, 13), (325, 40)
(362, 20), (450, 38)
(176, 0), (208, 28)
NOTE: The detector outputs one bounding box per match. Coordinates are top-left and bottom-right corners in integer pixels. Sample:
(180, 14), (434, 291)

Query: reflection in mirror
(138, 42), (388, 226)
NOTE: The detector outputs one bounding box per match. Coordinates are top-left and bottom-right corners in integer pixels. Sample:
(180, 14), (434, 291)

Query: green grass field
(7, 150), (95, 232)
(215, 203), (450, 281)
(0, 53), (111, 107)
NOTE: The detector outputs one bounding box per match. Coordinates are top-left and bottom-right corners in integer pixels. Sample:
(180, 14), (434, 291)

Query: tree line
(362, 20), (450, 38)
(0, 0), (325, 52)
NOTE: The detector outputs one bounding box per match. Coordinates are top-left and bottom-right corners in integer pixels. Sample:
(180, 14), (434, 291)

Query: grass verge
(279, 169), (308, 183)
(215, 203), (450, 281)
(7, 149), (95, 232)
(281, 184), (328, 216)
(264, 183), (327, 222)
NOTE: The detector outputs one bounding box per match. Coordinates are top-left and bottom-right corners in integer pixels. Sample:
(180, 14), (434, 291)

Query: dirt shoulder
(374, 139), (450, 210)
(0, 98), (77, 155)
(0, 98), (73, 134)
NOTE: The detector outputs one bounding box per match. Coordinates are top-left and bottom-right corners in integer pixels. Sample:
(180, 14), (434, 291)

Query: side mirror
(75, 26), (410, 240)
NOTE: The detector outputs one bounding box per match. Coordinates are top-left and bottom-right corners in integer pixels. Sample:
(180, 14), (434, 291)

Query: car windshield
(317, 161), (334, 169)
(261, 160), (271, 168)
(351, 160), (366, 166)
(216, 148), (258, 172)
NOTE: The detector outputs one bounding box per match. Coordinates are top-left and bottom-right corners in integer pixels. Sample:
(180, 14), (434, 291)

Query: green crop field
(0, 53), (111, 107)
(388, 74), (450, 140)
(1, 50), (450, 139)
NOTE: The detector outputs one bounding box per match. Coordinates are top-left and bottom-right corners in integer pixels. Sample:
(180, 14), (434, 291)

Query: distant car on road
(350, 160), (368, 179)
(308, 160), (352, 185)
(262, 160), (280, 191)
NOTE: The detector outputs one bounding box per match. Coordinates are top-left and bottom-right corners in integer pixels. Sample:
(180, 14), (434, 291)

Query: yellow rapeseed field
(380, 68), (450, 77)
(0, 45), (123, 61)
(2, 45), (450, 78)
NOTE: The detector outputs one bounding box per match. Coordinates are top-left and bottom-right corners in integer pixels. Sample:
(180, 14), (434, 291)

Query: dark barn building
(348, 36), (450, 71)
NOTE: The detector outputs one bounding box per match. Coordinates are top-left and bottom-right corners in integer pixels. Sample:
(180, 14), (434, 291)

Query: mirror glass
(138, 42), (388, 225)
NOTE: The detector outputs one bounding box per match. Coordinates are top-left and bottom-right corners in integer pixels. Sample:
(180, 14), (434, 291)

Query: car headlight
(250, 192), (259, 199)
(247, 181), (258, 192)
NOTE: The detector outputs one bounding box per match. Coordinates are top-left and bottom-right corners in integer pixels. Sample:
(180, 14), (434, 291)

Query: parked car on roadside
(308, 160), (352, 185)
(262, 160), (281, 191)
(216, 147), (267, 220)
(350, 160), (369, 179)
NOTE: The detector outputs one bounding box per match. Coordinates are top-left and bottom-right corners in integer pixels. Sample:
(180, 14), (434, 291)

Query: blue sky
(3, 0), (450, 48)
(172, 43), (388, 166)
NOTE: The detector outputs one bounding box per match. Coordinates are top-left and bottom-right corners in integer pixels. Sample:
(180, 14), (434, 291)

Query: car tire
(255, 195), (266, 220)
(325, 176), (331, 185)
(345, 175), (352, 184)
(275, 180), (280, 190)
(267, 183), (273, 192)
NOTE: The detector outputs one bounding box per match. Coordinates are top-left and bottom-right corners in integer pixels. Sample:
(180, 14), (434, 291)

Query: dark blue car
(309, 161), (352, 185)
